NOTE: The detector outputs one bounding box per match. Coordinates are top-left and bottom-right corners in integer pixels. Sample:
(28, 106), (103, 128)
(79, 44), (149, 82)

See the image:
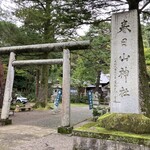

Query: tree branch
(35, 0), (46, 11)
(139, 1), (150, 14)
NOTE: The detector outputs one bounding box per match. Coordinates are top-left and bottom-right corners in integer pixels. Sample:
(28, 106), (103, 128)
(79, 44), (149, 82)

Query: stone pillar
(110, 10), (140, 113)
(61, 49), (70, 127)
(0, 59), (5, 108)
(93, 91), (100, 106)
(1, 52), (15, 121)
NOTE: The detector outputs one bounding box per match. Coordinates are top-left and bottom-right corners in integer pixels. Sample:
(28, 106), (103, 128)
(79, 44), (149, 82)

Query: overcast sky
(1, 0), (149, 36)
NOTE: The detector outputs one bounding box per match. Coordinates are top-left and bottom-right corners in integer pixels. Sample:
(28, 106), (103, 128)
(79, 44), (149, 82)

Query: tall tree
(12, 0), (94, 105)
(131, 0), (150, 117)
(72, 22), (111, 100)
(14, 0), (58, 105)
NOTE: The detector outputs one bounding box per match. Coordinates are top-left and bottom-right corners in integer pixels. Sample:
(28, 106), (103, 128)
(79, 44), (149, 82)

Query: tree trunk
(37, 53), (49, 106)
(0, 58), (4, 108)
(95, 70), (101, 92)
(128, 1), (150, 116)
(35, 68), (40, 100)
(138, 14), (150, 116)
(127, 0), (140, 10)
(37, 0), (54, 106)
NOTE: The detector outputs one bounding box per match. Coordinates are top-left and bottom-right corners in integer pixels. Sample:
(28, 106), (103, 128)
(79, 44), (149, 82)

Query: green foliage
(16, 102), (25, 107)
(145, 48), (150, 63)
(50, 64), (63, 84)
(0, 21), (27, 46)
(97, 113), (150, 134)
(93, 106), (110, 117)
(33, 102), (53, 110)
(80, 96), (88, 103)
(142, 24), (150, 48)
(71, 22), (110, 95)
(13, 0), (92, 40)
(145, 48), (150, 77)
(72, 57), (95, 86)
(0, 21), (44, 47)
(70, 95), (80, 103)
(33, 102), (46, 109)
(58, 126), (73, 134)
(10, 105), (16, 110)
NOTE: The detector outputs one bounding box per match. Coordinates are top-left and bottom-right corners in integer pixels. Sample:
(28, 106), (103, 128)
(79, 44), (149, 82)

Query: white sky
(1, 0), (89, 36)
(1, 0), (150, 36)
(76, 25), (90, 36)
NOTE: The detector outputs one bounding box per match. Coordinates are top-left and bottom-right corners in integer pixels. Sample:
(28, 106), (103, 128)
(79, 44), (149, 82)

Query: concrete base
(73, 136), (150, 150)
(0, 118), (12, 126)
(58, 126), (73, 134)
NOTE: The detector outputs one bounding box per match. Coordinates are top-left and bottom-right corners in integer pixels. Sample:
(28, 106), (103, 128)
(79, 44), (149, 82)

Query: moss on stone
(0, 119), (12, 126)
(73, 121), (150, 146)
(76, 122), (97, 131)
(97, 113), (150, 134)
(58, 126), (73, 134)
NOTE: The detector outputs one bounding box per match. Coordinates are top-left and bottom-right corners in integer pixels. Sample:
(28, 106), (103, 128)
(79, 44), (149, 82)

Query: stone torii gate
(0, 41), (90, 131)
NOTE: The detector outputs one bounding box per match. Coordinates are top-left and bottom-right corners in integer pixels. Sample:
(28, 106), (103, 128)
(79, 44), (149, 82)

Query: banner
(88, 90), (93, 109)
(54, 89), (62, 107)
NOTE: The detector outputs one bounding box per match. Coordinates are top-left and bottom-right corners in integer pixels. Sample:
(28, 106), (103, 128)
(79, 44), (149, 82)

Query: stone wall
(73, 136), (150, 150)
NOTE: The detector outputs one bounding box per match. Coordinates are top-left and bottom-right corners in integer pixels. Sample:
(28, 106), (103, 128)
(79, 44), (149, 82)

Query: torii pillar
(58, 49), (72, 133)
(0, 52), (15, 125)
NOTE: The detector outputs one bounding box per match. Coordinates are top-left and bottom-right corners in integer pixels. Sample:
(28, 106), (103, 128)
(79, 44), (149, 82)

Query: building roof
(100, 72), (110, 84)
(87, 72), (110, 88)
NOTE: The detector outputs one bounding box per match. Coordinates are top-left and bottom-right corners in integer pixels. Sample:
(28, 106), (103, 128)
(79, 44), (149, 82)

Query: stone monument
(110, 10), (141, 113)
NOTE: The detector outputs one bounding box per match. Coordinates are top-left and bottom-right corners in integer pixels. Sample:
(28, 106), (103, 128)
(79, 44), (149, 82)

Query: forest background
(0, 0), (149, 107)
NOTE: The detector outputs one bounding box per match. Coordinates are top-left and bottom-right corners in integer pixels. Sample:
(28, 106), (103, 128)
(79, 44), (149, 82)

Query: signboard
(110, 10), (140, 113)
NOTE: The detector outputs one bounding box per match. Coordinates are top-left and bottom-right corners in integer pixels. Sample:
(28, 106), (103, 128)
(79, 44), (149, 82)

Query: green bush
(70, 95), (80, 103)
(10, 105), (16, 110)
(80, 96), (88, 103)
(97, 113), (150, 134)
(27, 93), (35, 101)
(33, 102), (46, 108)
(16, 102), (25, 107)
(93, 106), (110, 117)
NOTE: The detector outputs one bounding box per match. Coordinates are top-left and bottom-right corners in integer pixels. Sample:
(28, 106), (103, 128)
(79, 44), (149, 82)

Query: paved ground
(0, 105), (92, 150)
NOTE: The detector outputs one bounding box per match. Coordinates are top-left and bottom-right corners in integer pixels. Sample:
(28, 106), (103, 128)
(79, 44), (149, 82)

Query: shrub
(33, 102), (46, 108)
(70, 95), (80, 103)
(93, 106), (110, 117)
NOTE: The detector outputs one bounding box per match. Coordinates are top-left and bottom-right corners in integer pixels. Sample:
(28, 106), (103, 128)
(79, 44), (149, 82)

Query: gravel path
(10, 105), (92, 128)
(0, 105), (92, 150)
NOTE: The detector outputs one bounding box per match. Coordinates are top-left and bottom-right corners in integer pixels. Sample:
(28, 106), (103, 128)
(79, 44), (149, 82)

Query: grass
(34, 102), (88, 110)
(71, 103), (88, 107)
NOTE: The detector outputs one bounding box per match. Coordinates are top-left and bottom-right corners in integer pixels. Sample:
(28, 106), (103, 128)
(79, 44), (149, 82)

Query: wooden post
(1, 52), (15, 121)
(61, 49), (70, 127)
